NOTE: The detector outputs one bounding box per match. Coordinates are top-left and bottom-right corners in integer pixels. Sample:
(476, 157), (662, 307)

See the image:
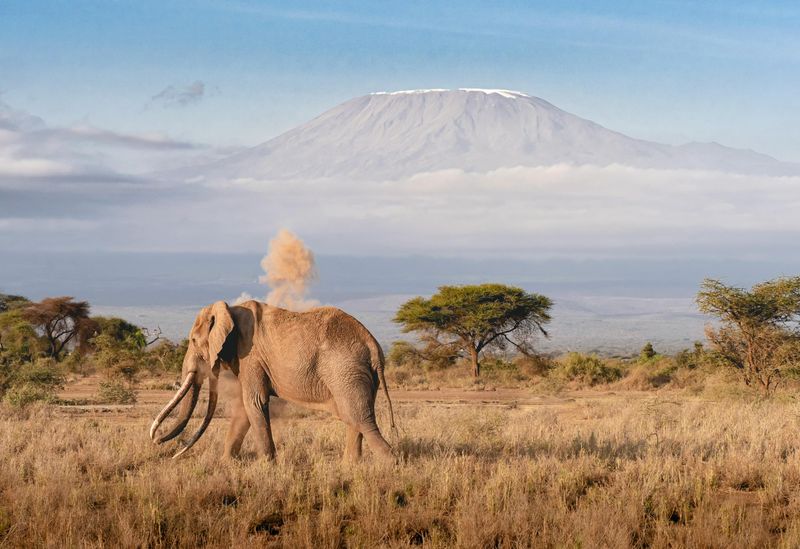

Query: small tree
(89, 317), (147, 349)
(0, 309), (40, 363)
(394, 284), (553, 377)
(23, 297), (91, 361)
(0, 294), (31, 313)
(640, 342), (657, 361)
(697, 277), (800, 395)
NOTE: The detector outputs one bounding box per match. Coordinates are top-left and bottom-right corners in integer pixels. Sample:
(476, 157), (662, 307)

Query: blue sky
(2, 0), (799, 160)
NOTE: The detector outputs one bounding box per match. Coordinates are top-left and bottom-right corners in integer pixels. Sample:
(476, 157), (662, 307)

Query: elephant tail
(373, 343), (397, 434)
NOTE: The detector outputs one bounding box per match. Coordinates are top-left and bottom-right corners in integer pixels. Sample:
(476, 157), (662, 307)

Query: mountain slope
(193, 89), (798, 181)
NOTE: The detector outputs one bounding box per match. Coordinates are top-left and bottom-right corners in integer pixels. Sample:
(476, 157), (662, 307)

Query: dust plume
(259, 229), (319, 311)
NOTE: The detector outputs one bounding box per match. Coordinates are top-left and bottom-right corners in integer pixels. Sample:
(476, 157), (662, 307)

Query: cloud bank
(1, 99), (798, 261)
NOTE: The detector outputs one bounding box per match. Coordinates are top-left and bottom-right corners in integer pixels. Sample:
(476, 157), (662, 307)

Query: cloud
(4, 161), (790, 261)
(154, 164), (799, 259)
(44, 126), (202, 151)
(147, 80), (209, 109)
(1, 95), (797, 262)
(0, 100), (217, 226)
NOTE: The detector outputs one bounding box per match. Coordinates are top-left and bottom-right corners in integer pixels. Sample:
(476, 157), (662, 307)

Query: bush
(97, 379), (137, 404)
(143, 339), (187, 373)
(480, 355), (517, 373)
(386, 340), (458, 372)
(555, 353), (623, 386)
(1, 358), (64, 407)
(675, 342), (707, 370)
(640, 342), (657, 361)
(387, 341), (422, 369)
(3, 383), (57, 408)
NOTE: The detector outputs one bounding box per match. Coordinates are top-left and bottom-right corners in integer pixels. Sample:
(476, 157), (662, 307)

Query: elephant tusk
(172, 375), (218, 459)
(149, 372), (196, 441)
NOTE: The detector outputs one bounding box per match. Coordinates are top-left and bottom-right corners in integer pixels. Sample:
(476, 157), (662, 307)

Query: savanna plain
(3, 370), (800, 548)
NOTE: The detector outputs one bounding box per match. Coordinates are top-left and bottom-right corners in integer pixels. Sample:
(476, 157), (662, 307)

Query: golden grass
(3, 393), (800, 548)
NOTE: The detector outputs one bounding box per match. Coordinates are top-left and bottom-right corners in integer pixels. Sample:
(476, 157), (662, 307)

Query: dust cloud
(258, 229), (319, 311)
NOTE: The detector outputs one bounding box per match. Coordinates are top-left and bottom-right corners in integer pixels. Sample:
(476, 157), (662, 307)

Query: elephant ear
(207, 301), (235, 364)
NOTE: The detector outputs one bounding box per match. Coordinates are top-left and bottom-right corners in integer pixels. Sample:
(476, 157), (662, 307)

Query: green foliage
(394, 283), (553, 376)
(142, 339), (187, 373)
(387, 340), (422, 369)
(674, 342), (706, 370)
(0, 308), (41, 364)
(3, 383), (56, 408)
(22, 296), (92, 361)
(97, 379), (137, 404)
(555, 352), (623, 386)
(697, 277), (800, 395)
(90, 316), (147, 349)
(0, 294), (31, 313)
(697, 277), (800, 329)
(639, 342), (657, 361)
(2, 358), (65, 407)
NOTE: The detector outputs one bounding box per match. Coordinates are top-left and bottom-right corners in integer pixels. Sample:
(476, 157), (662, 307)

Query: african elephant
(149, 300), (396, 462)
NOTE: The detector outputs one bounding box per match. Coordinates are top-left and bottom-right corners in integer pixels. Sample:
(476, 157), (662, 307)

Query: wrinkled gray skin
(150, 300), (395, 462)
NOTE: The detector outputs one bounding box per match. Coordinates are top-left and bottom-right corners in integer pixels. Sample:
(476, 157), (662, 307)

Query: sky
(2, 0), (799, 158)
(0, 0), (799, 260)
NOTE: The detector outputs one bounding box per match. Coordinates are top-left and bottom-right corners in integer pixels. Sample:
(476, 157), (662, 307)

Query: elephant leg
(343, 425), (363, 463)
(360, 422), (394, 462)
(241, 370), (276, 460)
(223, 398), (250, 459)
(331, 375), (395, 462)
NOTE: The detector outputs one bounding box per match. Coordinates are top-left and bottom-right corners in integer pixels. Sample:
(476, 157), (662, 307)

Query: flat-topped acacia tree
(393, 284), (553, 377)
(697, 277), (800, 395)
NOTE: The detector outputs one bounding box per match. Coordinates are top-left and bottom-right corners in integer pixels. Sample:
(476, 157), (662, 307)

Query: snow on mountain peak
(191, 89), (798, 181)
(371, 88), (529, 99)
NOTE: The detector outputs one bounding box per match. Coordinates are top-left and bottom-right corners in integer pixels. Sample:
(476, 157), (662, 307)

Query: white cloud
(192, 164), (798, 258)
(27, 163), (789, 260)
(0, 154), (74, 177)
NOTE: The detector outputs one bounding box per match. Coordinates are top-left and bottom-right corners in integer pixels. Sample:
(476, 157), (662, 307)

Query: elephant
(149, 300), (396, 462)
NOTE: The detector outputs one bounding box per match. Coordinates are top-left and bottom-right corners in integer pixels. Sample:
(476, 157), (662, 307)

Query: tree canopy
(90, 316), (147, 349)
(697, 277), (800, 395)
(23, 297), (91, 361)
(394, 284), (553, 376)
(0, 294), (31, 313)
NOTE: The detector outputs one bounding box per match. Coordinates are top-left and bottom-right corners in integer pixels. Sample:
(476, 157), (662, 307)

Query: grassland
(3, 380), (800, 548)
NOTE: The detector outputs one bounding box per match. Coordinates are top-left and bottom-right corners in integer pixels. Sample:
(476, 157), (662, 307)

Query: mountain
(188, 89), (799, 181)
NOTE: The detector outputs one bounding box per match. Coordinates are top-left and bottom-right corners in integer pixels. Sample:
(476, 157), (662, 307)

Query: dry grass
(3, 392), (800, 547)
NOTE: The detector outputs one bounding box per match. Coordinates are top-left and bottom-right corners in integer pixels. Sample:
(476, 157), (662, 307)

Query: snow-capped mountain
(191, 89), (798, 181)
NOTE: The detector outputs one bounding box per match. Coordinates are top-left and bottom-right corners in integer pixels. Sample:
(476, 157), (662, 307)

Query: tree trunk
(469, 346), (480, 377)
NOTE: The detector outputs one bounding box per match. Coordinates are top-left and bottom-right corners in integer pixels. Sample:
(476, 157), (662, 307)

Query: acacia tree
(697, 277), (800, 395)
(23, 297), (91, 361)
(394, 284), (553, 377)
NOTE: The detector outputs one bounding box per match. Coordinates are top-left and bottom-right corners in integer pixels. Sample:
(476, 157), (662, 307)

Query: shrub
(639, 342), (657, 361)
(555, 352), (623, 386)
(3, 383), (56, 408)
(2, 358), (64, 407)
(479, 355), (517, 373)
(387, 341), (422, 369)
(97, 379), (137, 404)
(143, 339), (187, 373)
(674, 342), (709, 370)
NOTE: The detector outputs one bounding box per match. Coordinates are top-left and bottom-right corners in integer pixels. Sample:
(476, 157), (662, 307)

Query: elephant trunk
(150, 372), (201, 444)
(171, 374), (218, 459)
